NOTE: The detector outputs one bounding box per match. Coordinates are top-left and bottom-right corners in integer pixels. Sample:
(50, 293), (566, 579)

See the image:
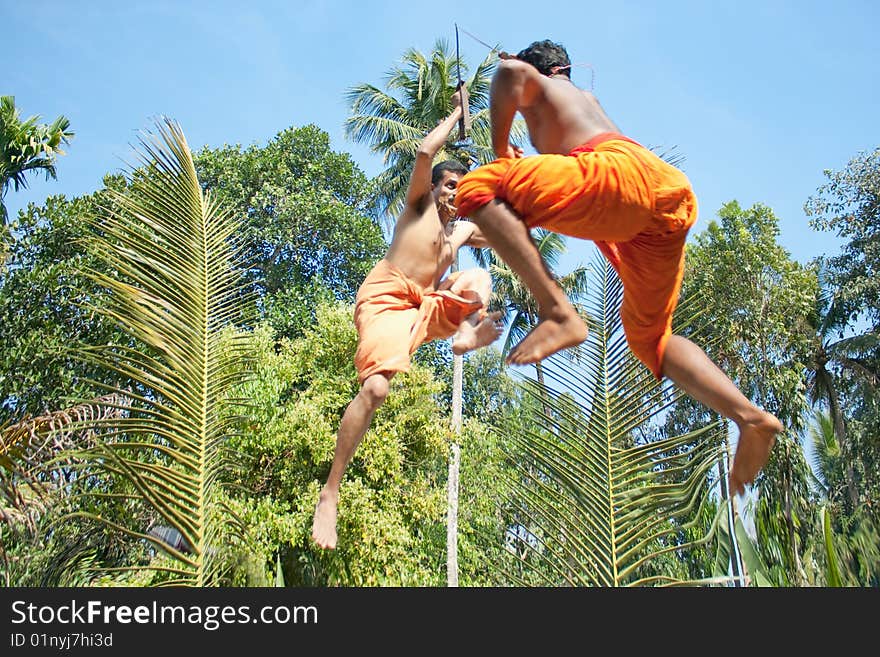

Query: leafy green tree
(55, 119), (257, 586)
(193, 124), (386, 338)
(0, 95), (73, 227)
(224, 308), (511, 586)
(805, 272), (879, 509)
(0, 395), (140, 586)
(423, 345), (521, 424)
(0, 186), (127, 422)
(804, 148), (880, 583)
(677, 201), (819, 585)
(805, 147), (880, 330)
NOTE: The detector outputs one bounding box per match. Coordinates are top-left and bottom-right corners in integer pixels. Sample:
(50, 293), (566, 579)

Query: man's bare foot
(728, 411), (783, 496)
(311, 489), (339, 550)
(452, 311), (503, 355)
(506, 312), (588, 365)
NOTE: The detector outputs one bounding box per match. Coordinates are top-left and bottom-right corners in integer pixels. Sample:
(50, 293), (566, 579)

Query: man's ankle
(319, 487), (339, 503)
(540, 302), (580, 322)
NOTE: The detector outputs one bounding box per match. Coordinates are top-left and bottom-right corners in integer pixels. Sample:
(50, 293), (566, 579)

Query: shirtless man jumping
(312, 89), (501, 549)
(454, 40), (782, 496)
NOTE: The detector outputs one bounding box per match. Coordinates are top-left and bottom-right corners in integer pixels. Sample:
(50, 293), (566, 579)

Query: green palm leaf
(58, 118), (254, 586)
(494, 248), (750, 586)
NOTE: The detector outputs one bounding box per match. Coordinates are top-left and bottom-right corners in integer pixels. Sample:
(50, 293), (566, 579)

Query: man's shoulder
(397, 200), (439, 225)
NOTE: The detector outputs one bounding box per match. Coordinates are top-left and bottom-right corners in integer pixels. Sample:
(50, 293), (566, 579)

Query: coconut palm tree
(344, 38), (526, 224)
(0, 95), (73, 226)
(806, 283), (880, 507)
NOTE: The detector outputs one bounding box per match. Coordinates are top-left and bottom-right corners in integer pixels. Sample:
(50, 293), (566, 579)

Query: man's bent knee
(360, 374), (390, 407)
(455, 267), (491, 297)
(471, 267), (491, 287)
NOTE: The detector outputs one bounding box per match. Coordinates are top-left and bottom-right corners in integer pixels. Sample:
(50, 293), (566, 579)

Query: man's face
(432, 170), (461, 220)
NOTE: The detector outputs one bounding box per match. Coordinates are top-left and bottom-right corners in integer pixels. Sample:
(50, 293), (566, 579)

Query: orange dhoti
(353, 259), (484, 383)
(455, 132), (698, 379)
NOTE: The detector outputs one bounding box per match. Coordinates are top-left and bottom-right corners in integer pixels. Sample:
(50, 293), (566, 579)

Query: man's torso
(383, 204), (455, 291)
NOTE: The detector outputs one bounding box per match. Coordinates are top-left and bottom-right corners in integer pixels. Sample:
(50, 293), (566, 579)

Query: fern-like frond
(495, 247), (748, 586)
(62, 118), (255, 586)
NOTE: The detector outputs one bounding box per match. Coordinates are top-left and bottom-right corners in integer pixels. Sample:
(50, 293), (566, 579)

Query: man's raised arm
(404, 88), (466, 209)
(490, 56), (537, 158)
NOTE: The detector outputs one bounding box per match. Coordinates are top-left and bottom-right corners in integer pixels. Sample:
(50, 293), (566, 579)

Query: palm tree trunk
(447, 254), (463, 587)
(781, 442), (807, 585)
(828, 384), (859, 508)
(721, 426), (745, 586)
(448, 352), (463, 587)
(534, 361), (553, 423)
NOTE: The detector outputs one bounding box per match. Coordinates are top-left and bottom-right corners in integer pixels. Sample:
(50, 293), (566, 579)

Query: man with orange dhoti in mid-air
(453, 39), (783, 497)
(312, 88), (502, 550)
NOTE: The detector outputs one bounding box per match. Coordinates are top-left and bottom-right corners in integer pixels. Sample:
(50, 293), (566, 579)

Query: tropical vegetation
(1, 45), (877, 587)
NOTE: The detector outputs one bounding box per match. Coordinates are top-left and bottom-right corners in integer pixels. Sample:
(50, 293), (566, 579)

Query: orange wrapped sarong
(353, 259), (483, 383)
(455, 132), (698, 379)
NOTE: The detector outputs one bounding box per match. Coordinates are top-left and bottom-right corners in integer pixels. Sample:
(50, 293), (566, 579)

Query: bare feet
(728, 411), (783, 496)
(452, 311), (503, 355)
(311, 489), (339, 550)
(506, 312), (588, 365)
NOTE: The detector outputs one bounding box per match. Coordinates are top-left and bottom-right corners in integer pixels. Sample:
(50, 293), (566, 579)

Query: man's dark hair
(431, 160), (468, 185)
(516, 40), (571, 79)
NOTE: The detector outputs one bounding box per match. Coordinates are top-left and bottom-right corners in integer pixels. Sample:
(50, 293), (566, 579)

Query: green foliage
(805, 412), (880, 585)
(224, 307), (515, 586)
(684, 201), (817, 430)
(420, 345), (522, 425)
(55, 118), (256, 586)
(1, 507), (152, 586)
(494, 249), (741, 586)
(804, 150), (880, 573)
(0, 95), (73, 225)
(0, 185), (128, 422)
(805, 147), (880, 329)
(227, 310), (450, 585)
(193, 123), (386, 338)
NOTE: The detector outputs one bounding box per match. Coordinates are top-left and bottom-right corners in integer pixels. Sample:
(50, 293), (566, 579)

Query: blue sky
(4, 0), (878, 271)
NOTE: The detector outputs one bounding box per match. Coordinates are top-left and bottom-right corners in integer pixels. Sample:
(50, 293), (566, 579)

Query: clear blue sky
(4, 0), (878, 270)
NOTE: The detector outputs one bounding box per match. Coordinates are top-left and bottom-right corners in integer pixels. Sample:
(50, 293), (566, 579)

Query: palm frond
(0, 395), (128, 537)
(60, 118), (255, 586)
(494, 247), (740, 586)
(807, 411), (837, 493)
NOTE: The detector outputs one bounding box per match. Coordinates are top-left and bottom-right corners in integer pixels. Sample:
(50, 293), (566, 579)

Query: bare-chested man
(312, 89), (502, 549)
(454, 40), (782, 496)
